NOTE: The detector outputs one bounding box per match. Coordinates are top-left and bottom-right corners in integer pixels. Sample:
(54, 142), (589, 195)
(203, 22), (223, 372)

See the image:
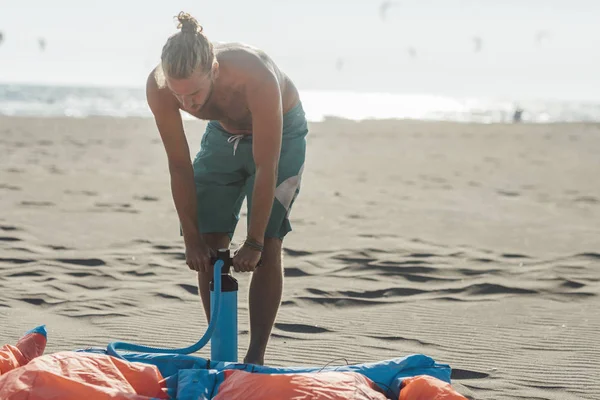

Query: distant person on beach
(513, 106), (524, 123)
(146, 12), (308, 365)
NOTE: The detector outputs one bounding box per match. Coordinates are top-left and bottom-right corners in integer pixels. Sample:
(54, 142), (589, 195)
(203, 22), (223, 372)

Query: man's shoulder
(146, 64), (167, 91)
(216, 42), (277, 85)
(216, 42), (271, 67)
(145, 64), (179, 114)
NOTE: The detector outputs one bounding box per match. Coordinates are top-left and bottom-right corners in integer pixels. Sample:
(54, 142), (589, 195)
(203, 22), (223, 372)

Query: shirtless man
(145, 12), (308, 365)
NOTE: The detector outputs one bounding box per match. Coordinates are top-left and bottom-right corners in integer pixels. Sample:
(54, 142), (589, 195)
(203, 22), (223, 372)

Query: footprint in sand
(338, 287), (427, 298)
(483, 156), (500, 165)
(69, 312), (127, 319)
(576, 252), (600, 260)
(574, 196), (599, 204)
(0, 236), (21, 242)
(358, 234), (399, 239)
(333, 254), (378, 265)
(447, 283), (537, 296)
(284, 267), (311, 277)
(501, 253), (529, 259)
(132, 239), (152, 245)
(19, 298), (48, 306)
(451, 369), (490, 380)
(6, 269), (45, 277)
(153, 244), (177, 250)
(134, 195), (159, 202)
(47, 245), (73, 250)
(17, 293), (66, 307)
(458, 267), (502, 276)
(95, 202), (131, 208)
(20, 201), (55, 207)
(178, 284), (199, 296)
(55, 258), (106, 267)
(154, 292), (183, 301)
(496, 190), (520, 197)
(122, 269), (156, 277)
(64, 271), (96, 278)
(408, 252), (437, 258)
(68, 282), (111, 290)
(299, 289), (387, 307)
(0, 184), (21, 191)
(65, 190), (98, 196)
(94, 202), (139, 214)
(274, 322), (332, 334)
(468, 256), (495, 263)
(0, 257), (34, 265)
(559, 279), (586, 290)
(367, 335), (440, 348)
(283, 248), (312, 257)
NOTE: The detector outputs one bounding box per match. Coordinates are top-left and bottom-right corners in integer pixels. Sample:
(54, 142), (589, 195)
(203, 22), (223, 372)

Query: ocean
(1, 83), (599, 124)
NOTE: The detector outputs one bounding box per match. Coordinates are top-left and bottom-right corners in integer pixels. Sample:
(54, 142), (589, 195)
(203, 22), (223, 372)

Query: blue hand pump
(106, 248), (239, 362)
(210, 248), (238, 362)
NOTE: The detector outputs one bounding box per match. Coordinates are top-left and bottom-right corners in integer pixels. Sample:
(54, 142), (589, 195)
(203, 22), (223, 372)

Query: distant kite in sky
(335, 57), (344, 72)
(38, 38), (46, 51)
(472, 36), (482, 53)
(407, 47), (417, 59)
(0, 31), (4, 46)
(379, 1), (399, 21)
(535, 30), (551, 46)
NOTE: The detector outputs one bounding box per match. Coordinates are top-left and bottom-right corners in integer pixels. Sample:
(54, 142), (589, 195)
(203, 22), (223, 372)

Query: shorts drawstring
(227, 134), (245, 156)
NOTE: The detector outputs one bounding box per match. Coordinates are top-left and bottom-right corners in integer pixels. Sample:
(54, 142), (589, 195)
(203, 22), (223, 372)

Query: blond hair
(160, 12), (215, 80)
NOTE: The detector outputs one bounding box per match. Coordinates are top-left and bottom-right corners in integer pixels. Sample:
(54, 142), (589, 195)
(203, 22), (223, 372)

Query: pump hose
(106, 259), (224, 360)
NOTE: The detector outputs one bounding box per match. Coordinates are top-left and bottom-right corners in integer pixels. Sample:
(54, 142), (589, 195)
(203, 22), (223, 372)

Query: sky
(0, 0), (599, 100)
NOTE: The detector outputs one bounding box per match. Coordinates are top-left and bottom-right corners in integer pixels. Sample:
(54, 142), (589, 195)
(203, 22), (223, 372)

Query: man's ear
(212, 61), (220, 79)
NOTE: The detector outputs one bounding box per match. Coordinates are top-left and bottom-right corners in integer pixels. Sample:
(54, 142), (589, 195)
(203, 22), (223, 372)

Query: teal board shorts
(190, 101), (308, 240)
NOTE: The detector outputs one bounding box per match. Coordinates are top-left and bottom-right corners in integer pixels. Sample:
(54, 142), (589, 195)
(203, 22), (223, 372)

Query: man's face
(166, 67), (214, 113)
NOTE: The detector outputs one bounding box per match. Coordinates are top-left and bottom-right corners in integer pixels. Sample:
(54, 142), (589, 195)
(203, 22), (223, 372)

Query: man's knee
(261, 238), (283, 268)
(200, 233), (231, 251)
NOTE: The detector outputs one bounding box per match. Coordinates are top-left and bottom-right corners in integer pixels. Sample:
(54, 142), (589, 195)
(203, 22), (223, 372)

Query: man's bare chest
(192, 89), (252, 130)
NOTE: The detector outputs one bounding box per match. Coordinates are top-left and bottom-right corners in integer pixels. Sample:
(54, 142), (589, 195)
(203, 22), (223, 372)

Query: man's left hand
(233, 243), (262, 272)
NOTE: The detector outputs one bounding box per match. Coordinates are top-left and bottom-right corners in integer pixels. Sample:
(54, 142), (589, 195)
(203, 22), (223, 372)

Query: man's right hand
(185, 241), (214, 273)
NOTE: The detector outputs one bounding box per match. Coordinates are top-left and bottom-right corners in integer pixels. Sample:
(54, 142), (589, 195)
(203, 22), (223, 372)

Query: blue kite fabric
(82, 347), (452, 399)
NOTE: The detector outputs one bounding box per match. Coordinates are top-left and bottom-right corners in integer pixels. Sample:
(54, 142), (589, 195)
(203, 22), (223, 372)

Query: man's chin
(186, 105), (203, 114)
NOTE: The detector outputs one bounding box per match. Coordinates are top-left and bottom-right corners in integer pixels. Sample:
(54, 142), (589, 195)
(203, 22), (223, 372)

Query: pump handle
(210, 249), (262, 271)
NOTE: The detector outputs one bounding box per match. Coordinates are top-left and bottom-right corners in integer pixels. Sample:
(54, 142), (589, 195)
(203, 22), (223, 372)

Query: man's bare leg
(197, 233), (231, 321)
(244, 237), (284, 365)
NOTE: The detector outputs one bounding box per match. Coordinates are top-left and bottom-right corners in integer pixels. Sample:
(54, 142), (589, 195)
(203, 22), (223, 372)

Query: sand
(1, 115), (599, 399)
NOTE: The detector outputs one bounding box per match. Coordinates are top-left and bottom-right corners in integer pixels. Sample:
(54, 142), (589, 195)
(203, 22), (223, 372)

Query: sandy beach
(1, 115), (599, 399)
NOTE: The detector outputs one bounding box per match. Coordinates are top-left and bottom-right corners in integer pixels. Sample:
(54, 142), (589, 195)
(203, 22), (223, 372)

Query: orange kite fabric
(0, 327), (168, 400)
(400, 375), (467, 400)
(0, 325), (47, 376)
(214, 369), (390, 400)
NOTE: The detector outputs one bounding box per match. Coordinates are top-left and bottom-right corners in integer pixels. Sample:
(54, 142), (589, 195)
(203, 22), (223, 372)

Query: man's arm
(146, 70), (202, 249)
(246, 68), (283, 243)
